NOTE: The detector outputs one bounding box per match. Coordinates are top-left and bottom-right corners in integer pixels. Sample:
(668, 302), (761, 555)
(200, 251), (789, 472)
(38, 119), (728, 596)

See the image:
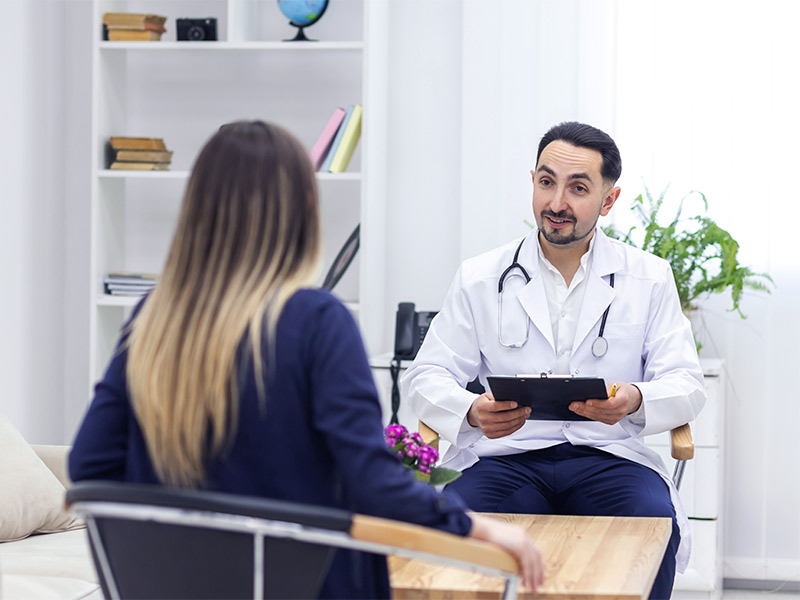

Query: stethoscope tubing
(497, 237), (614, 356)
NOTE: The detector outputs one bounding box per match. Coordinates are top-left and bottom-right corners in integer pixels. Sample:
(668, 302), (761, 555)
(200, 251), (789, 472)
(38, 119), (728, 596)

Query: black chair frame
(68, 481), (521, 600)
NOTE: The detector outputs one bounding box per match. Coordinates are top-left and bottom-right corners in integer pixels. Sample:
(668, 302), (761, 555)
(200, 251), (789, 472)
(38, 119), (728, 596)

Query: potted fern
(603, 185), (773, 345)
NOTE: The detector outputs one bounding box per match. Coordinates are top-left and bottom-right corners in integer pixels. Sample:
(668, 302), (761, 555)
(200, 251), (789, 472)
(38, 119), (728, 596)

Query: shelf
(99, 41), (363, 51)
(316, 172), (362, 181)
(99, 170), (190, 179)
(99, 296), (358, 310)
(98, 170), (361, 181)
(369, 352), (413, 370)
(96, 294), (143, 308)
(342, 301), (359, 313)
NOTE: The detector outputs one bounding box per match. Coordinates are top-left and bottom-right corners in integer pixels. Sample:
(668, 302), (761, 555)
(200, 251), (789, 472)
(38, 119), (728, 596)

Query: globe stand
(285, 24), (315, 42)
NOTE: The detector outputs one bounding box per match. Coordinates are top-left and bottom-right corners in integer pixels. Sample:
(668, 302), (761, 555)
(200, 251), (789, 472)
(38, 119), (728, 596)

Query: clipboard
(486, 375), (608, 421)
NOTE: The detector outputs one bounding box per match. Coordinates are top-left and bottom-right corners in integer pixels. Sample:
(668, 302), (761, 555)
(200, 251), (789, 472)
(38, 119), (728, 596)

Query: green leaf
(429, 467), (462, 486)
(616, 184), (773, 316)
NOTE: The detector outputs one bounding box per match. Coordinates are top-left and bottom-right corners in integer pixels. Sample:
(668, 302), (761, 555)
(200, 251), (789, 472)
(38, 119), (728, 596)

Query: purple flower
(383, 425), (459, 485)
(418, 445), (439, 468)
(385, 424), (408, 446)
(403, 441), (420, 459)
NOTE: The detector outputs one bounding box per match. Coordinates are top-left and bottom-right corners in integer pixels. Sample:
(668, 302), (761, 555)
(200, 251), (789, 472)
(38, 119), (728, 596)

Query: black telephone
(390, 303), (486, 424)
(389, 303), (437, 424)
(394, 302), (438, 361)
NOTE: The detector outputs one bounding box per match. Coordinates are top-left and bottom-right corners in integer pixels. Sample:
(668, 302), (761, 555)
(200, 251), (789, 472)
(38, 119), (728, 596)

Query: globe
(277, 0), (329, 42)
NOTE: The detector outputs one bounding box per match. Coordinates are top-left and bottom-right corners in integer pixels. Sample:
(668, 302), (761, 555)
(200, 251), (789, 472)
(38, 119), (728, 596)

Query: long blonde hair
(126, 121), (321, 488)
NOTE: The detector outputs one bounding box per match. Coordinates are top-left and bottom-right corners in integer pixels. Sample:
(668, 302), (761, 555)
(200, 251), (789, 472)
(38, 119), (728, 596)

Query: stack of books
(103, 273), (158, 297)
(108, 137), (173, 171)
(103, 13), (167, 42)
(309, 104), (363, 173)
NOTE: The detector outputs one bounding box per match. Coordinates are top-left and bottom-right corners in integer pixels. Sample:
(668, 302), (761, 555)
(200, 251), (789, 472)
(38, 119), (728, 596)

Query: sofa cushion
(0, 413), (81, 542)
(0, 528), (100, 600)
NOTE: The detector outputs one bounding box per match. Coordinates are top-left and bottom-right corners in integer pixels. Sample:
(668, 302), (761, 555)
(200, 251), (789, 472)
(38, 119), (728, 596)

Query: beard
(538, 210), (598, 246)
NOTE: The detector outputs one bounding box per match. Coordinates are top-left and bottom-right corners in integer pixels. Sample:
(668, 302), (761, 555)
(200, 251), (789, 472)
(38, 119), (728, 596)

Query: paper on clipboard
(486, 375), (608, 421)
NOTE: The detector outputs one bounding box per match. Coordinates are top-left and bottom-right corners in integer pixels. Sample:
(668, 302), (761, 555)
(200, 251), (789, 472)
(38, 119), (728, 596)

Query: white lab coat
(401, 227), (706, 571)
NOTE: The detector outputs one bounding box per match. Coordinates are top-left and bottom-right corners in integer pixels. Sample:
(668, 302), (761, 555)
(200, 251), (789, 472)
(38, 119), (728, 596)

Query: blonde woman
(69, 121), (543, 598)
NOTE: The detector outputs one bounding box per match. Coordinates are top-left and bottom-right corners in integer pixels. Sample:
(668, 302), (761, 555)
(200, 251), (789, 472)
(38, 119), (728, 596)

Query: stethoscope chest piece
(592, 336), (609, 358)
(591, 272), (615, 358)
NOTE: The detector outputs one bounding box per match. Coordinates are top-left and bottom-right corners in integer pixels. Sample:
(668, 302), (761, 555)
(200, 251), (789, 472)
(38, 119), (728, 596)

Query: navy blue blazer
(69, 289), (471, 599)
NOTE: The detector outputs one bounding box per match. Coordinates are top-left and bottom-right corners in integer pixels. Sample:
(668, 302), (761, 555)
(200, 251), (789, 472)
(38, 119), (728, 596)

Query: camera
(176, 18), (217, 41)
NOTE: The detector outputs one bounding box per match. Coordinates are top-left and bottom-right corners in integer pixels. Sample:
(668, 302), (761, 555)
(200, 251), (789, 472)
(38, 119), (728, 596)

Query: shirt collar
(536, 229), (597, 278)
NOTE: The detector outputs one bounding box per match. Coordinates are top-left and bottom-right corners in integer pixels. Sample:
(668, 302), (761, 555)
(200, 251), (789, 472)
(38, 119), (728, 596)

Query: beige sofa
(0, 422), (100, 600)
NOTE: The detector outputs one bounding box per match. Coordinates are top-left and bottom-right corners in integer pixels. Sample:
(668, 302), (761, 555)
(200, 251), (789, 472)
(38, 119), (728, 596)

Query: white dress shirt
(538, 235), (595, 375)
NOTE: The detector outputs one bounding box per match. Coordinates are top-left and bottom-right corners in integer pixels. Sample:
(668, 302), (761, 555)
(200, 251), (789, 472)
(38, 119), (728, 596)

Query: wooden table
(389, 513), (671, 600)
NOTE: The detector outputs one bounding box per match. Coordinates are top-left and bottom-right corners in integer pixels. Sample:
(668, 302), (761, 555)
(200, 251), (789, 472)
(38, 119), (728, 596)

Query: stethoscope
(498, 238), (614, 357)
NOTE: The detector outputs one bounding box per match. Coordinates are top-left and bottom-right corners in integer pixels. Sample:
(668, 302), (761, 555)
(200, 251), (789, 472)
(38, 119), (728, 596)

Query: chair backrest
(66, 482), (353, 600)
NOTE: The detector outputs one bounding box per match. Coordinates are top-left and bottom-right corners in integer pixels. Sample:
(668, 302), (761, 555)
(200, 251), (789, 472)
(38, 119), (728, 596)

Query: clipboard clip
(514, 372), (573, 379)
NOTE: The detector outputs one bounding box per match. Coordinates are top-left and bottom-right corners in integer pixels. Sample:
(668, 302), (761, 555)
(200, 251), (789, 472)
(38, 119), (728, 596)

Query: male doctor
(401, 121), (706, 599)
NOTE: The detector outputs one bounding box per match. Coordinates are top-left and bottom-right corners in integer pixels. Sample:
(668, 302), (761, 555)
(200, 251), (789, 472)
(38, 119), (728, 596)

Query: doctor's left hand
(569, 382), (642, 425)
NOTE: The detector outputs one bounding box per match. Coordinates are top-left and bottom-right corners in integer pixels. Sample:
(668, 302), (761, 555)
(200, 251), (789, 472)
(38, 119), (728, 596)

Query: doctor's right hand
(467, 392), (531, 438)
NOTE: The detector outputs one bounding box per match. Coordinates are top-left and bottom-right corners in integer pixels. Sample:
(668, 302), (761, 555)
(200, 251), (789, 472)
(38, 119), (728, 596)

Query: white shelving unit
(89, 0), (388, 382)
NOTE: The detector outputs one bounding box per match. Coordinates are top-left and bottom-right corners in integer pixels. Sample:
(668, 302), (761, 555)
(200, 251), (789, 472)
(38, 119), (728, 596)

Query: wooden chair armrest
(670, 423), (694, 461)
(350, 514), (518, 575)
(418, 421), (439, 450)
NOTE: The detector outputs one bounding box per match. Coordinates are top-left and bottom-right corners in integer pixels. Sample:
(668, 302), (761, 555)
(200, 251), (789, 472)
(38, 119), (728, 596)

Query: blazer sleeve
(306, 298), (472, 537)
(69, 297), (151, 482)
(68, 346), (131, 482)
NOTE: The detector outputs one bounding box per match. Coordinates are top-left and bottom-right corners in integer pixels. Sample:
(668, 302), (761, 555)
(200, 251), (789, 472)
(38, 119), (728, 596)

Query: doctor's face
(531, 141), (620, 249)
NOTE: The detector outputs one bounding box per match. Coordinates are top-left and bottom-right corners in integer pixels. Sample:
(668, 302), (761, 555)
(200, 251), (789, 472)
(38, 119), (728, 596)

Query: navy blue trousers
(446, 443), (680, 600)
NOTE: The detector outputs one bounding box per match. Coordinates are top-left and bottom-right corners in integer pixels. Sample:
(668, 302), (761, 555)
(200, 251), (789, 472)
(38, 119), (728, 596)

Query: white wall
(384, 0), (618, 315)
(382, 0), (464, 321)
(0, 0), (75, 444)
(62, 1), (94, 445)
(459, 0), (618, 263)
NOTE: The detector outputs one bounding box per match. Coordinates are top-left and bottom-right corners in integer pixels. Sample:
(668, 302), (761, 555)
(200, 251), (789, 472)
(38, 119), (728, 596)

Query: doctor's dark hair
(125, 120), (321, 489)
(537, 121), (622, 184)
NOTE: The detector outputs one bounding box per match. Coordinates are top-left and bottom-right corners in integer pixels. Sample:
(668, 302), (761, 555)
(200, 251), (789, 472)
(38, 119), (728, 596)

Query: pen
(610, 384), (618, 397)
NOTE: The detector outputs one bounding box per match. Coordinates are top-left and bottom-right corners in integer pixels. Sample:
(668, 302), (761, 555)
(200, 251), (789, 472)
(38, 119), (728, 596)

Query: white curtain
(615, 0), (800, 580)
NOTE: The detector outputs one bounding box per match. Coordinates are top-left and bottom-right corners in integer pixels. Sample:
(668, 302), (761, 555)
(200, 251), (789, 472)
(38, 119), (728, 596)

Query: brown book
(103, 13), (167, 28)
(109, 161), (170, 171)
(109, 137), (167, 151)
(105, 23), (167, 33)
(114, 149), (173, 163)
(108, 30), (164, 42)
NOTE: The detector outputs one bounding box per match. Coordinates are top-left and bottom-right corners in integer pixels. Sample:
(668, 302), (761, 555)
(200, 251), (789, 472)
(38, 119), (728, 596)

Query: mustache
(541, 210), (576, 222)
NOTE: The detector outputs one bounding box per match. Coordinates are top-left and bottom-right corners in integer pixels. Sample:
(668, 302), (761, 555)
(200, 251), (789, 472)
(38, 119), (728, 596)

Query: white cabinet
(645, 358), (725, 600)
(88, 0), (388, 382)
